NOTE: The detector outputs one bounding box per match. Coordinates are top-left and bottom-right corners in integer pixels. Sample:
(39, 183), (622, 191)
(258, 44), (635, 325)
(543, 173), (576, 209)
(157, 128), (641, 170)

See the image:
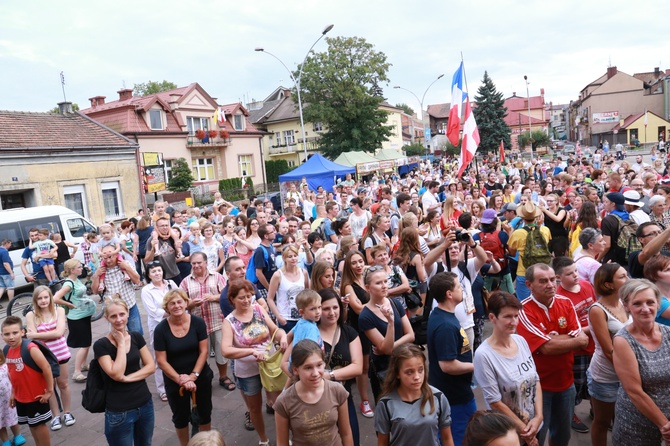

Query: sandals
(73, 373), (87, 383)
(244, 411), (255, 431)
(160, 393), (168, 402)
(81, 364), (89, 372)
(219, 377), (236, 391)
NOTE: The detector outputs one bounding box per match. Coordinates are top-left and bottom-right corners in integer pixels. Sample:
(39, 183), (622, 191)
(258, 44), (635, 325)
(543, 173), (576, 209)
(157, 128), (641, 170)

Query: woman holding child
(221, 279), (287, 446)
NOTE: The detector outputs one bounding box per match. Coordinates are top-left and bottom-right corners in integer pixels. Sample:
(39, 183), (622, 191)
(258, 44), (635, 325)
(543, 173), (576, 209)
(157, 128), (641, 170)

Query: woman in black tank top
(540, 193), (570, 256)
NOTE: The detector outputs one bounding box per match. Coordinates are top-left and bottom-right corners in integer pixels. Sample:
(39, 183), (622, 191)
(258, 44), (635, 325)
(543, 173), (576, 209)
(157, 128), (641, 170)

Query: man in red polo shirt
(517, 264), (589, 446)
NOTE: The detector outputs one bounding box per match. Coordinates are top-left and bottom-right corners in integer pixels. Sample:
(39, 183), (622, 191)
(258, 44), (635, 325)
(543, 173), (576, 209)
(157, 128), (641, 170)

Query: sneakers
(50, 416), (62, 431)
(571, 414), (589, 433)
(63, 412), (76, 426)
(360, 400), (374, 418)
(14, 436), (26, 446)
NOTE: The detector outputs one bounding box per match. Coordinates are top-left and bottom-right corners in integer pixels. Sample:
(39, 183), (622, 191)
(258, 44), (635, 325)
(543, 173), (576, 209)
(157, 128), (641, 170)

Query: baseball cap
(502, 202), (518, 213)
(481, 209), (498, 224)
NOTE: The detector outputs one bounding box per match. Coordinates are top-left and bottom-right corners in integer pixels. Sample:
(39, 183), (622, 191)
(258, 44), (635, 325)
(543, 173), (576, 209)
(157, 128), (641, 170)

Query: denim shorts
(587, 369), (619, 403)
(235, 374), (262, 396)
(0, 274), (14, 289)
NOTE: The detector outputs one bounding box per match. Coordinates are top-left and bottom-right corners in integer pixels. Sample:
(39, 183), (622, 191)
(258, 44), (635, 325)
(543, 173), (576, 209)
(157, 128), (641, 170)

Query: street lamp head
(393, 86), (401, 89)
(254, 47), (264, 52)
(524, 75), (527, 81)
(437, 74), (445, 80)
(322, 24), (334, 35)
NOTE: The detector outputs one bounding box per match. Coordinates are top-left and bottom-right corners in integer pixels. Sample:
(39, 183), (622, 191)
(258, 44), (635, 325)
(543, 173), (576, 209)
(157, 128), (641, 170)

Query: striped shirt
(36, 314), (71, 362)
(180, 272), (226, 334)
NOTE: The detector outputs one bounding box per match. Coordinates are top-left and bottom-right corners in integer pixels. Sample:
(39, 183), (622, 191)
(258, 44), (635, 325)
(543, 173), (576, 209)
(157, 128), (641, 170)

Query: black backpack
(81, 358), (107, 413)
(4, 339), (60, 378)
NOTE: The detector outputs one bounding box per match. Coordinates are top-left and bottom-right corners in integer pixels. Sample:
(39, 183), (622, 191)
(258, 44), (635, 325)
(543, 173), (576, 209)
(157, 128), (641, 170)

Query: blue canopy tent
(278, 153), (355, 192)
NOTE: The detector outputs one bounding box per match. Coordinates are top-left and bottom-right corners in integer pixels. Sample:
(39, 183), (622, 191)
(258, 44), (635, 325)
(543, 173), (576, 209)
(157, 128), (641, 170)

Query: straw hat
(517, 201), (542, 220)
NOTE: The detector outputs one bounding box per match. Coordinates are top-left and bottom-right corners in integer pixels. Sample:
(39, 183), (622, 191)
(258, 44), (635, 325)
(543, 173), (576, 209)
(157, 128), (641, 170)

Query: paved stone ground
(0, 293), (606, 446)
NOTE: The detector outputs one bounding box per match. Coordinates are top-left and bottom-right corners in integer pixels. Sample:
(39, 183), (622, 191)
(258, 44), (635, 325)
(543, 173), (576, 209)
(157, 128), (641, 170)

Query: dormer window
(233, 114), (245, 131)
(149, 109), (163, 130)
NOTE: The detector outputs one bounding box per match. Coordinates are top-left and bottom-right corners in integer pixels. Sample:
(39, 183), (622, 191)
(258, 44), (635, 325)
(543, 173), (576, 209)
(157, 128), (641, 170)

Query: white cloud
(1, 0), (669, 112)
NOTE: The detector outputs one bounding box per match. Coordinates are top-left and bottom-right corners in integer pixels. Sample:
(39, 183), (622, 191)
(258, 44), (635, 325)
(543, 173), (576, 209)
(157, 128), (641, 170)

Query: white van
(0, 206), (97, 289)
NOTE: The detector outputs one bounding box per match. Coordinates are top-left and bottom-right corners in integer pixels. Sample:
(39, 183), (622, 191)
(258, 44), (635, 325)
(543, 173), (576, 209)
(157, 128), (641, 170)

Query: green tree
(265, 159), (291, 183)
(133, 80), (178, 96)
(518, 130), (551, 151)
(49, 103), (80, 113)
(473, 71), (511, 155)
(402, 143), (425, 156)
(297, 36), (394, 159)
(396, 103), (415, 116)
(167, 158), (194, 192)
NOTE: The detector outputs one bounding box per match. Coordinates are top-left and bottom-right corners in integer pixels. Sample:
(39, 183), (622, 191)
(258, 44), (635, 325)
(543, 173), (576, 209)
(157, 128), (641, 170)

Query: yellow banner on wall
(142, 152), (162, 166)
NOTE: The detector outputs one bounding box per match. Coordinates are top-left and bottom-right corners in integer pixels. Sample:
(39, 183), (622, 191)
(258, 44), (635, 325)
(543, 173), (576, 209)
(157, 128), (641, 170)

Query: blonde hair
(336, 236), (356, 259)
(281, 244), (300, 260)
(61, 258), (82, 278)
(32, 285), (56, 326)
(187, 430), (226, 446)
(295, 289), (321, 311)
(163, 288), (190, 312)
(104, 295), (128, 316)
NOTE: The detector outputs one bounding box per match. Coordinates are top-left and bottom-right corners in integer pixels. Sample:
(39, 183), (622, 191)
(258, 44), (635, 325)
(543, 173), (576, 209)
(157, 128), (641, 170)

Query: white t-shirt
(431, 259), (477, 329)
(421, 191), (440, 215)
(348, 211), (370, 239)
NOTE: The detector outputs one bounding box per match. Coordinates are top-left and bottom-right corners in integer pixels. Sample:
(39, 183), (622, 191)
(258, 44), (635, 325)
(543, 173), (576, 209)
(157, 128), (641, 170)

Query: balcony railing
(269, 141), (321, 156)
(187, 135), (231, 147)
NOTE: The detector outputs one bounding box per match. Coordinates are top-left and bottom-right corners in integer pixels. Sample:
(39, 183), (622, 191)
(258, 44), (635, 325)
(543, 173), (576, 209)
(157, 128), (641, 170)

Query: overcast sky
(2, 0), (669, 114)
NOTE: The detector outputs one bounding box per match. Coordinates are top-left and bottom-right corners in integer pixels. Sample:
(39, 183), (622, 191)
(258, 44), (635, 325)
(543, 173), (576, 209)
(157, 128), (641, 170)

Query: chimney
(282, 88), (291, 98)
(540, 88), (545, 101)
(88, 96), (106, 108)
(512, 92), (516, 97)
(169, 93), (180, 110)
(655, 67), (660, 75)
(607, 66), (617, 79)
(117, 89), (133, 101)
(57, 101), (73, 114)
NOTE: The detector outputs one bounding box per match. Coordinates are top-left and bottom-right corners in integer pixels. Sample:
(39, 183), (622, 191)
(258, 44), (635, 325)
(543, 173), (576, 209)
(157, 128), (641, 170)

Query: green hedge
(265, 159), (291, 183)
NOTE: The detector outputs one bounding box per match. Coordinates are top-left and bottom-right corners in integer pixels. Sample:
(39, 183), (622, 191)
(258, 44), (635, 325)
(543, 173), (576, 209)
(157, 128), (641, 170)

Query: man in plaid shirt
(180, 252), (235, 390)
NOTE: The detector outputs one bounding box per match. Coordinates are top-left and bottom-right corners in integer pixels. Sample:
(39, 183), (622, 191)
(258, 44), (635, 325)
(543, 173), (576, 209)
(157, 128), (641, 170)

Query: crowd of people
(3, 149), (670, 445)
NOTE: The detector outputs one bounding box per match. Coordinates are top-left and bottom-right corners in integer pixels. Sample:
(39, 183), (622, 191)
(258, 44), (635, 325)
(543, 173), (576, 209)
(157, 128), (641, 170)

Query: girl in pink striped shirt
(26, 286), (76, 431)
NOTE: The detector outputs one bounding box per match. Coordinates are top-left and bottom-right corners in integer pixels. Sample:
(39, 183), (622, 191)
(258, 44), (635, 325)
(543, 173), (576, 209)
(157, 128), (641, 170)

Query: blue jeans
(127, 304), (144, 336)
(450, 398), (477, 446)
(538, 385), (575, 446)
(346, 394), (360, 446)
(105, 399), (154, 446)
(279, 319), (297, 333)
(515, 276), (530, 300)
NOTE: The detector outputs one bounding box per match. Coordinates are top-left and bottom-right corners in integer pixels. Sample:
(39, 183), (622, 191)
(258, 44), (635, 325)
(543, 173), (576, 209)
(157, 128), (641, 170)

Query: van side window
(22, 218), (63, 246)
(67, 218), (96, 238)
(0, 222), (25, 251)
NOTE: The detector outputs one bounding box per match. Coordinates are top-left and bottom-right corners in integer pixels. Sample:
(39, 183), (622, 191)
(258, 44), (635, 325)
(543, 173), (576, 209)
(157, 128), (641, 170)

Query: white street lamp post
(393, 74), (444, 147)
(256, 24), (334, 162)
(524, 75), (533, 161)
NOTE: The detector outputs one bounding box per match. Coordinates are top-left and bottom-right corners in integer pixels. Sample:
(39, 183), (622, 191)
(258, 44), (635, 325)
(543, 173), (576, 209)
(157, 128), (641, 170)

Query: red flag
(457, 97), (479, 178)
(500, 140), (505, 163)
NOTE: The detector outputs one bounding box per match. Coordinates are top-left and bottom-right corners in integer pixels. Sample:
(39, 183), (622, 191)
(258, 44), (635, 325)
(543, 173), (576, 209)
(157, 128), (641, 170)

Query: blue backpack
(246, 244), (272, 284)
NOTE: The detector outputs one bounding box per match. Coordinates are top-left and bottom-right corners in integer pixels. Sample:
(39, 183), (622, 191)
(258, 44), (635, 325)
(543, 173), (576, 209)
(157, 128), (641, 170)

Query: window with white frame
(101, 181), (123, 220)
(149, 109), (163, 130)
(164, 159), (174, 183)
(313, 122), (323, 132)
(274, 132), (281, 145)
(186, 116), (209, 135)
(63, 185), (88, 218)
(283, 130), (295, 145)
(233, 114), (245, 131)
(192, 158), (215, 181)
(238, 155), (253, 177)
(287, 160), (295, 167)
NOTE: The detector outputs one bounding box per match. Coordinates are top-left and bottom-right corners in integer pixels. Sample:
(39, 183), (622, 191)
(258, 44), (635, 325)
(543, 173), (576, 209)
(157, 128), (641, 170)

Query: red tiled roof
(427, 103), (451, 119)
(0, 110), (137, 149)
(505, 95), (544, 111)
(504, 111), (546, 127)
